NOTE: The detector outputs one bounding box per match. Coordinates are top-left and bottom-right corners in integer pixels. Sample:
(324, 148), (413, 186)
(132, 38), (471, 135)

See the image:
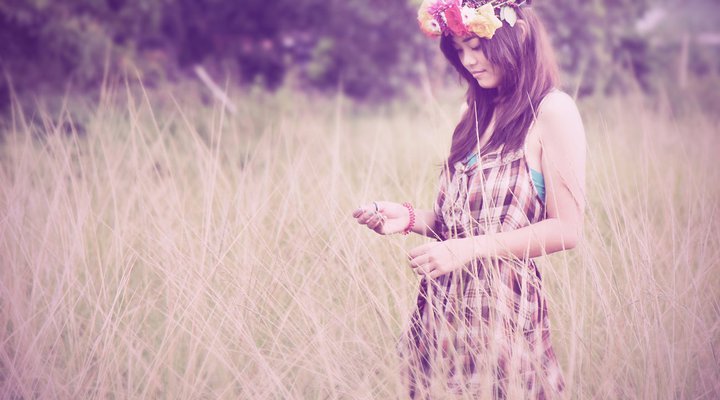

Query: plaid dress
(397, 145), (565, 399)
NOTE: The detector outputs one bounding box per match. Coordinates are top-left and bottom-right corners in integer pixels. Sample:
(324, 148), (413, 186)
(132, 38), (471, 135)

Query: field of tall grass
(1, 81), (718, 399)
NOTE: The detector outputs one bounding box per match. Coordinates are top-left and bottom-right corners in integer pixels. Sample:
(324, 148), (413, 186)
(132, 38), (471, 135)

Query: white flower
(460, 5), (477, 25)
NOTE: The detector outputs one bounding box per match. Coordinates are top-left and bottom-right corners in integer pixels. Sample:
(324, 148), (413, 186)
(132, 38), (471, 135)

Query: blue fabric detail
(465, 152), (478, 169)
(530, 168), (545, 202)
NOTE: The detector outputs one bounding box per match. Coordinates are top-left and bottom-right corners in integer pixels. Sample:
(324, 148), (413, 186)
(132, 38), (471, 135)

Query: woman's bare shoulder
(536, 90), (584, 137)
(537, 90), (580, 119)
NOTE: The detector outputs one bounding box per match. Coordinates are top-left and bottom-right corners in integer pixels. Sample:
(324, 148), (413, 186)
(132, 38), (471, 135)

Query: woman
(353, 0), (585, 398)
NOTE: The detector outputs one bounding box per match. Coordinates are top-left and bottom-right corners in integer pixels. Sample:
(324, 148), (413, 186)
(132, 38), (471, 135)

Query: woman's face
(451, 35), (501, 89)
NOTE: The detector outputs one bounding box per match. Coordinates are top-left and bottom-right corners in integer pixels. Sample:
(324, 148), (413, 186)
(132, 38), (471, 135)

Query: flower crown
(417, 0), (530, 39)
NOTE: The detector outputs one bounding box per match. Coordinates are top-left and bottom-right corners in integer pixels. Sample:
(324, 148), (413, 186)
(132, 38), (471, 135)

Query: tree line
(1, 0), (718, 108)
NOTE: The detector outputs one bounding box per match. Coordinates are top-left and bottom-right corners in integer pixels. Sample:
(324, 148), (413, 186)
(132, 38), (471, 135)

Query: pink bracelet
(401, 202), (415, 235)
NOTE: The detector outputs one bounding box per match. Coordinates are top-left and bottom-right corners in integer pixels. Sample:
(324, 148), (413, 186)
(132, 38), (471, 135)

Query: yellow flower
(465, 3), (503, 39)
(417, 1), (442, 37)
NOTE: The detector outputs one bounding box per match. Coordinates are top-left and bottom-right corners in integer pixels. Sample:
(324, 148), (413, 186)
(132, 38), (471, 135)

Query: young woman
(352, 0), (585, 398)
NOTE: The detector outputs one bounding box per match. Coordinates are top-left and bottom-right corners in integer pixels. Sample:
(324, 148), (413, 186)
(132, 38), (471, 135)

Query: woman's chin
(476, 81), (499, 89)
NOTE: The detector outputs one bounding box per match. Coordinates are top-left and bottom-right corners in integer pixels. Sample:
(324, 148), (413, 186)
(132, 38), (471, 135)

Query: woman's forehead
(452, 34), (481, 46)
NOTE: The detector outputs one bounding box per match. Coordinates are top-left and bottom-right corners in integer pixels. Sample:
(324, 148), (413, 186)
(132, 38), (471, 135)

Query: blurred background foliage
(1, 0), (719, 109)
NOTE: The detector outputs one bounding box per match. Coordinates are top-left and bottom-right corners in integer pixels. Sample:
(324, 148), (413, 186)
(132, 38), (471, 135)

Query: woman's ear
(516, 19), (529, 43)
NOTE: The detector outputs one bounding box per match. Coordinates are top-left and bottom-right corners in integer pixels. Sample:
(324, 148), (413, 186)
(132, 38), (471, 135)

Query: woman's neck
(474, 111), (496, 154)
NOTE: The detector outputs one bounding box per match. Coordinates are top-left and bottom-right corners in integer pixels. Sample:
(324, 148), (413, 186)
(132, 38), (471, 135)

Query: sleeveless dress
(396, 143), (565, 399)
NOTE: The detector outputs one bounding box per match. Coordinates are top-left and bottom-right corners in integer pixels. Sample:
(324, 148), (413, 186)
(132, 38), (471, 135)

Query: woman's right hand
(352, 201), (410, 235)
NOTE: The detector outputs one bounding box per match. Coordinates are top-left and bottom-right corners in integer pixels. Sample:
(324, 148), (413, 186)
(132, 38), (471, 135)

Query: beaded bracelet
(401, 202), (415, 235)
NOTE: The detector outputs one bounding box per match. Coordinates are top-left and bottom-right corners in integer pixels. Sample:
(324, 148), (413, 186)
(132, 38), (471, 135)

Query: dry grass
(0, 82), (718, 399)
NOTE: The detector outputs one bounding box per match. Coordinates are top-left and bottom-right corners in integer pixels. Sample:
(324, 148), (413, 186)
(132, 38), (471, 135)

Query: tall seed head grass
(0, 82), (718, 399)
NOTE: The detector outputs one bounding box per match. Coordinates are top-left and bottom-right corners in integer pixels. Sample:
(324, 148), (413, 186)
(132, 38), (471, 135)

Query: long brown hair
(439, 7), (559, 174)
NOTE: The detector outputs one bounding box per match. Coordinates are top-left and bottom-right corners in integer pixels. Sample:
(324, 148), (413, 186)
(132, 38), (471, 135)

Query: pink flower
(427, 0), (460, 16)
(444, 3), (469, 37)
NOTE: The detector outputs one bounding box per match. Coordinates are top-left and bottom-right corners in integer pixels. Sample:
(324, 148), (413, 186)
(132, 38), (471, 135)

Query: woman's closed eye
(455, 46), (481, 54)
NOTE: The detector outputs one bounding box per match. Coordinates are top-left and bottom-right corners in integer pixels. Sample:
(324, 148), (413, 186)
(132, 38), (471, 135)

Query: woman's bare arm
(408, 92), (586, 277)
(481, 90), (586, 257)
(410, 208), (439, 238)
(353, 202), (439, 238)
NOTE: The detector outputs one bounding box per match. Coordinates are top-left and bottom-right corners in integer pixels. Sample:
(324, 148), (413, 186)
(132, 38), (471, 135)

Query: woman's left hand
(407, 239), (475, 279)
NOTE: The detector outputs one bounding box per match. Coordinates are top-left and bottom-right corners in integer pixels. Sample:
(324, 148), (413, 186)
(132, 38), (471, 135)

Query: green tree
(534, 0), (655, 94)
(1, 0), (420, 102)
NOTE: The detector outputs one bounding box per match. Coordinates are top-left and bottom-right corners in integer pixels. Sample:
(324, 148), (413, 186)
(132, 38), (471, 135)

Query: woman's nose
(462, 52), (477, 67)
